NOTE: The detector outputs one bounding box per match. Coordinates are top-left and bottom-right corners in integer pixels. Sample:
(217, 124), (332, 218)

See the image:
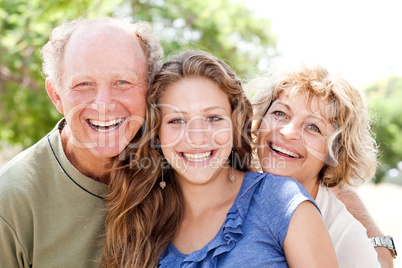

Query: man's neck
(60, 126), (111, 184)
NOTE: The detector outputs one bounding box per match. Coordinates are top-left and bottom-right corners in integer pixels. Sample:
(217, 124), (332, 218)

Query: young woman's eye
(206, 116), (223, 122)
(168, 118), (186, 124)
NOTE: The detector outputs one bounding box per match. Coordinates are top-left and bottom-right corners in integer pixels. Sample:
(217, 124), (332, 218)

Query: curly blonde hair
(249, 63), (378, 187)
(103, 50), (254, 267)
(40, 17), (163, 91)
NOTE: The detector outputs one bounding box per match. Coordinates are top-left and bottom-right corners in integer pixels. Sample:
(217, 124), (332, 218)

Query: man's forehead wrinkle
(65, 22), (134, 53)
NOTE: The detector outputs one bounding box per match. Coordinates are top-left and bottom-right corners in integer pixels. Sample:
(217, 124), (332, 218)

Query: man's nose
(95, 86), (115, 115)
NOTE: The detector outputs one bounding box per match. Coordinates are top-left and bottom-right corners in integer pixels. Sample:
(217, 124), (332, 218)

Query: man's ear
(46, 78), (64, 115)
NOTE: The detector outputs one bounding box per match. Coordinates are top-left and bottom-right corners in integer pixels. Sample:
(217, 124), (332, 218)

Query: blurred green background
(1, 0), (401, 184)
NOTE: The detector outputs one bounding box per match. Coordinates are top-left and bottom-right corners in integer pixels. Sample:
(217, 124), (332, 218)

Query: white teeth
(271, 144), (301, 158)
(89, 118), (124, 127)
(182, 152), (212, 162)
(88, 118), (124, 132)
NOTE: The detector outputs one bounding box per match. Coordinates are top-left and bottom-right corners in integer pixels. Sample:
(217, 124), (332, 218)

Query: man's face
(54, 23), (147, 159)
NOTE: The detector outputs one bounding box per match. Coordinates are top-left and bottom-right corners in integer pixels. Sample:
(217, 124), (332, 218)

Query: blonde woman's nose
(279, 122), (302, 141)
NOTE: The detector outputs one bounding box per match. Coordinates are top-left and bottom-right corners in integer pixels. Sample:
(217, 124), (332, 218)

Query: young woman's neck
(178, 167), (244, 217)
(172, 168), (245, 254)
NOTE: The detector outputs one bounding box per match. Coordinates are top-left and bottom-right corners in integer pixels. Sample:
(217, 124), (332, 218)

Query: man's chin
(88, 146), (123, 160)
(85, 132), (133, 153)
(69, 132), (135, 160)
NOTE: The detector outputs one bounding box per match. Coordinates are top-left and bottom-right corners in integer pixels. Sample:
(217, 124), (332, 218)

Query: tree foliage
(0, 0), (276, 148)
(128, 0), (277, 77)
(365, 76), (402, 183)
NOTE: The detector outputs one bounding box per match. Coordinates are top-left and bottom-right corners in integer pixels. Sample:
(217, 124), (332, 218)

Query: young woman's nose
(186, 117), (209, 147)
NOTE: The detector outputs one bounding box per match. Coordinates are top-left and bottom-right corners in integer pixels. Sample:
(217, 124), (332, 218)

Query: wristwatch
(371, 235), (397, 258)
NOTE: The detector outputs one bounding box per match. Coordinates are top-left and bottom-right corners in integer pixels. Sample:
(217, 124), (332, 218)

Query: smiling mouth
(270, 143), (301, 158)
(181, 151), (214, 162)
(87, 118), (125, 133)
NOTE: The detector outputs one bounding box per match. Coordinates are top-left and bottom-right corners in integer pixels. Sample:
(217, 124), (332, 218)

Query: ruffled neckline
(159, 172), (266, 267)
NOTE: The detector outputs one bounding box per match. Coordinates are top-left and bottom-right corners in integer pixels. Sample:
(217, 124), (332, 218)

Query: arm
(332, 185), (394, 268)
(284, 201), (338, 268)
(0, 216), (26, 267)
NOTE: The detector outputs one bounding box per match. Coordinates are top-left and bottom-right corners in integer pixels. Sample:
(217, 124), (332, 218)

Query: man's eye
(206, 116), (223, 122)
(168, 118), (185, 124)
(78, 82), (91, 86)
(74, 82), (93, 89)
(115, 80), (131, 87)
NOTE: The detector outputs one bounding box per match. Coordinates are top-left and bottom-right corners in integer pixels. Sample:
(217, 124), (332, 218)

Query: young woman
(103, 51), (338, 267)
(250, 64), (381, 267)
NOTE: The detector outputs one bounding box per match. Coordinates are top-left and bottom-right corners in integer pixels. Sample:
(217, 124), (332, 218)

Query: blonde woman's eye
(273, 111), (287, 118)
(168, 118), (185, 124)
(206, 116), (223, 122)
(308, 124), (321, 133)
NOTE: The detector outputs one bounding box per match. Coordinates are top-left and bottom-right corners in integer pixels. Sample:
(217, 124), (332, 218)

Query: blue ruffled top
(159, 172), (316, 268)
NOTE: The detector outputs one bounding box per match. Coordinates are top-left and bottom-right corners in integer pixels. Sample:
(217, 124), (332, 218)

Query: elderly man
(0, 17), (163, 267)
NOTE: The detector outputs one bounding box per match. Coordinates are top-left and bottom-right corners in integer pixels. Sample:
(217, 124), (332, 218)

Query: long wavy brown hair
(103, 50), (254, 267)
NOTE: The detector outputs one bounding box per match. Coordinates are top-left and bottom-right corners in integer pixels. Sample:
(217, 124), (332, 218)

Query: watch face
(388, 236), (397, 257)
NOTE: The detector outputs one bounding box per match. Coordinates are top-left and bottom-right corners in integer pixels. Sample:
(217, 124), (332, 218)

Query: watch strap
(371, 235), (397, 258)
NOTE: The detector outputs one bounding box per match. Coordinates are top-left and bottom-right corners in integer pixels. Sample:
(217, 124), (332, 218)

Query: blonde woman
(250, 64), (382, 267)
(103, 52), (338, 267)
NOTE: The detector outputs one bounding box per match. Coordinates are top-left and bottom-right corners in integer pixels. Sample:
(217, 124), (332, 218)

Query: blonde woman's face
(158, 77), (233, 186)
(257, 88), (335, 194)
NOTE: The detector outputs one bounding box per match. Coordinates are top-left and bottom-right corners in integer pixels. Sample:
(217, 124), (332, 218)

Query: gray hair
(40, 17), (163, 90)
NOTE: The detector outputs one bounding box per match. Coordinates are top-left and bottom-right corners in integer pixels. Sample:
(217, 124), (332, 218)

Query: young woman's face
(159, 77), (233, 186)
(257, 87), (335, 191)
